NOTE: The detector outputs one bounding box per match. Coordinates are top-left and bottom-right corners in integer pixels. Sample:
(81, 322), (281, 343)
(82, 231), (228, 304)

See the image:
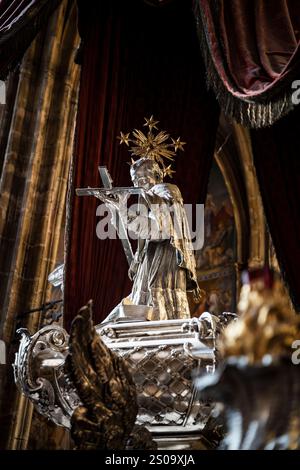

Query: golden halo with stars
(117, 116), (185, 178)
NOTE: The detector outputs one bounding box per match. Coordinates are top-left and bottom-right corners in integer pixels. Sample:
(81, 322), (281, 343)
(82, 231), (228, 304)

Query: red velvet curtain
(64, 0), (219, 330)
(0, 0), (63, 79)
(192, 0), (300, 310)
(251, 105), (300, 311)
(194, 0), (300, 127)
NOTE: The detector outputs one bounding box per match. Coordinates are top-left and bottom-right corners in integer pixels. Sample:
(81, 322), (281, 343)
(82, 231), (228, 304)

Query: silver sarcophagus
(97, 316), (216, 436)
(14, 313), (220, 443)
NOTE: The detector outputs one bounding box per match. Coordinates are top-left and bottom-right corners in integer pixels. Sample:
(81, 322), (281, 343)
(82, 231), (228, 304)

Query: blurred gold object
(197, 270), (300, 449)
(219, 273), (300, 362)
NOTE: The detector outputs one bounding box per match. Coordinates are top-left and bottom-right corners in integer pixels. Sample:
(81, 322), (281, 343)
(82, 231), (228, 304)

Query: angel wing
(65, 300), (138, 450)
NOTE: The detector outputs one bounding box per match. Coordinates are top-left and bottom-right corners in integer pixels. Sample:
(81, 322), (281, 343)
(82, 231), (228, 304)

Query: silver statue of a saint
(98, 157), (200, 322)
(77, 117), (201, 322)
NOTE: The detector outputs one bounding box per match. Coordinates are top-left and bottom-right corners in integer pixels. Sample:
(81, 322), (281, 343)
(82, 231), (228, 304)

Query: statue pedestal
(14, 313), (223, 449)
(97, 317), (216, 442)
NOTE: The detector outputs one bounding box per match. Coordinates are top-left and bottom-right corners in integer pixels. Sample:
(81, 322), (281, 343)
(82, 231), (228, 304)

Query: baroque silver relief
(13, 325), (80, 428)
(14, 312), (224, 435)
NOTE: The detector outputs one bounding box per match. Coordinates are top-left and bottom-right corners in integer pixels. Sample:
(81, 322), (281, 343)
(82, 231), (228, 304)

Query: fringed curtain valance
(194, 0), (300, 128)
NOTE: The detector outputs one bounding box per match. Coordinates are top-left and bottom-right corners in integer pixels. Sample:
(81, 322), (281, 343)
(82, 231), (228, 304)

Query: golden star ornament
(117, 131), (131, 146)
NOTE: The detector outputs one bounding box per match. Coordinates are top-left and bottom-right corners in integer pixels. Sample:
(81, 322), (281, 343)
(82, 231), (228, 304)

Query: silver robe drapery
(123, 183), (200, 320)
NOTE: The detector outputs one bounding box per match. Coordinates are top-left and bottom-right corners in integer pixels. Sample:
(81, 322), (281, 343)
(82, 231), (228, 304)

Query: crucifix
(76, 166), (144, 267)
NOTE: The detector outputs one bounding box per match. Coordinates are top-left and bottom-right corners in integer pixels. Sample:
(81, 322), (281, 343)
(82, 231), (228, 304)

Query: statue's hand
(95, 191), (109, 203)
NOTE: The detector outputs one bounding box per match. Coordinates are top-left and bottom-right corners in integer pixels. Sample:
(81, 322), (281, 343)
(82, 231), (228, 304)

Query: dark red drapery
(251, 105), (300, 311)
(194, 0), (300, 127)
(64, 0), (219, 330)
(0, 0), (63, 80)
(192, 0), (300, 310)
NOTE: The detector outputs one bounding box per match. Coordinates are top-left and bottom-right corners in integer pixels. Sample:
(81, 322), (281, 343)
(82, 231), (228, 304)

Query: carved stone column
(0, 0), (79, 449)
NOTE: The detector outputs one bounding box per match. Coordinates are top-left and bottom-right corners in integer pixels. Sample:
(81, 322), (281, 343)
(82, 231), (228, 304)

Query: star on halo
(126, 157), (136, 166)
(143, 115), (159, 131)
(172, 137), (186, 152)
(117, 131), (131, 146)
(164, 164), (176, 178)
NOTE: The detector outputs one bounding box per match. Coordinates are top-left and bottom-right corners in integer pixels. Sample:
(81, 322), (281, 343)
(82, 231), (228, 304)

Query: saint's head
(130, 158), (163, 190)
